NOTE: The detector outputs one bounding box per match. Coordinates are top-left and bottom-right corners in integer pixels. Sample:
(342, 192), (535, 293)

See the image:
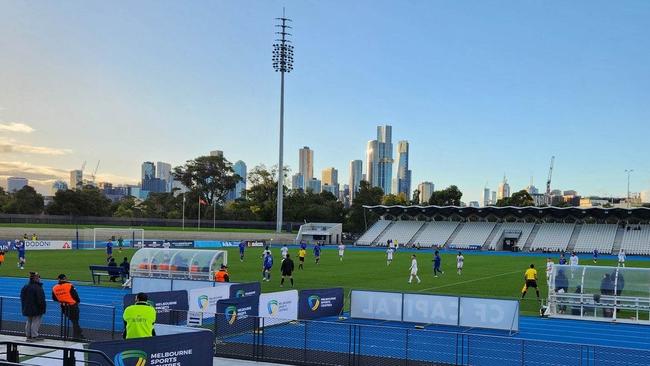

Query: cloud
(0, 137), (71, 156)
(0, 122), (35, 133)
(0, 161), (68, 181)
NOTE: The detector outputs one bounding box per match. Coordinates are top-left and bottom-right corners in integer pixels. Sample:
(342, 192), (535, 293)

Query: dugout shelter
(130, 248), (227, 281)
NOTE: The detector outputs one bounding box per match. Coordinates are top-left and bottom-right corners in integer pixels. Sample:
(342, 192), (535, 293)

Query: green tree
(428, 185), (463, 206)
(345, 181), (384, 233)
(0, 187), (10, 212)
(284, 190), (345, 223)
(411, 189), (421, 205)
(496, 190), (534, 207)
(173, 155), (242, 207)
(382, 193), (408, 206)
(140, 192), (184, 219)
(112, 197), (143, 218)
(47, 186), (112, 216)
(3, 186), (44, 214)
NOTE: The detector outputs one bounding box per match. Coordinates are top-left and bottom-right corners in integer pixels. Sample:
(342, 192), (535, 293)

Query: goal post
(92, 228), (145, 249)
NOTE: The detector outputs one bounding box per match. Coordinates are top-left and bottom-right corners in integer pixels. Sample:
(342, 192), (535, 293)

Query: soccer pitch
(1, 247), (648, 316)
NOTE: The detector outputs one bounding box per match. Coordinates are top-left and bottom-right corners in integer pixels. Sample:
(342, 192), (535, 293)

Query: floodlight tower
(625, 169), (634, 208)
(272, 11), (294, 233)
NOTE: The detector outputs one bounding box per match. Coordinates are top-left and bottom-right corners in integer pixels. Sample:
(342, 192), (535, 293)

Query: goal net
(92, 228), (145, 249)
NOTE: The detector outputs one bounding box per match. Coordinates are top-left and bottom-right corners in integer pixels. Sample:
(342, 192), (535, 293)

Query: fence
(169, 310), (650, 366)
(0, 296), (119, 342)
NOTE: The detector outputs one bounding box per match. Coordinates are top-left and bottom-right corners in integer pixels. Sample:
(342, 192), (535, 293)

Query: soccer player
(117, 236), (124, 253)
(386, 246), (394, 265)
(432, 251), (443, 277)
(280, 254), (295, 287)
(617, 249), (626, 267)
(106, 239), (113, 259)
(298, 247), (306, 269)
(239, 241), (246, 261)
(0, 249), (4, 267)
(521, 264), (540, 300)
(300, 241), (307, 250)
(338, 243), (345, 262)
(569, 252), (579, 278)
(313, 243), (321, 265)
(262, 251), (273, 281)
(593, 249), (599, 264)
(545, 257), (554, 284)
(408, 255), (421, 284)
(16, 239), (26, 270)
(456, 251), (464, 275)
(281, 244), (289, 260)
(558, 253), (567, 265)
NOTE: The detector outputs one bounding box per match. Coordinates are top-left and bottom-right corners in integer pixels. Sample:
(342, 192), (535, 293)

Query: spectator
(52, 274), (84, 339)
(31, 233), (37, 240)
(214, 265), (229, 282)
(0, 249), (5, 267)
(107, 257), (120, 282)
(123, 293), (156, 339)
(20, 272), (46, 341)
(120, 257), (130, 278)
(554, 269), (569, 314)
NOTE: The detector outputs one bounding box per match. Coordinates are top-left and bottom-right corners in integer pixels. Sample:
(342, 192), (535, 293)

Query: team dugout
(130, 248), (227, 280)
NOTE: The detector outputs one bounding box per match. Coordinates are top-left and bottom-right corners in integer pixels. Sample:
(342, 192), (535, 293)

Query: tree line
(1, 155), (466, 232)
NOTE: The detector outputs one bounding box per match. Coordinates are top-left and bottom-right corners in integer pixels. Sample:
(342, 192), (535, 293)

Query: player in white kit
(569, 252), (579, 278)
(456, 252), (464, 275)
(618, 249), (626, 267)
(338, 244), (345, 261)
(408, 255), (421, 283)
(545, 257), (554, 284)
(281, 245), (289, 260)
(386, 247), (394, 266)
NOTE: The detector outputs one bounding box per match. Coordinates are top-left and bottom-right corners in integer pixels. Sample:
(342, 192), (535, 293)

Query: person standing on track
(521, 264), (540, 301)
(280, 253), (295, 287)
(215, 265), (230, 282)
(409, 255), (421, 284)
(52, 274), (84, 340)
(617, 249), (626, 267)
(432, 251), (443, 277)
(456, 251), (464, 275)
(386, 246), (394, 266)
(338, 243), (345, 262)
(21, 271), (46, 342)
(123, 292), (156, 339)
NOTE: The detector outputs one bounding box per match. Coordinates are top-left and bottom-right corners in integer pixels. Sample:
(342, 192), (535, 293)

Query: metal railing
(1, 340), (114, 366)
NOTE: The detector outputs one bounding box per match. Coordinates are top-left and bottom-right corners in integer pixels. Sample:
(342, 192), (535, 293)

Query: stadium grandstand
(359, 205), (650, 255)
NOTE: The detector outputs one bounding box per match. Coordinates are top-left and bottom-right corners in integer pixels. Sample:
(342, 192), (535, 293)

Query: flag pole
(213, 200), (216, 231)
(198, 197), (201, 231)
(182, 193), (186, 230)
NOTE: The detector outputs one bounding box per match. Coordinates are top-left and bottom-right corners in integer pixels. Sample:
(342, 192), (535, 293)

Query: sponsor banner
(19, 240), (73, 250)
(246, 240), (266, 247)
(298, 288), (344, 320)
(258, 290), (299, 328)
(89, 330), (212, 366)
(402, 293), (459, 326)
(132, 278), (172, 293)
(133, 240), (194, 248)
(458, 297), (519, 331)
(171, 279), (214, 292)
(229, 282), (261, 299)
(124, 290), (188, 325)
(216, 296), (259, 336)
(350, 290), (403, 322)
(188, 284), (231, 314)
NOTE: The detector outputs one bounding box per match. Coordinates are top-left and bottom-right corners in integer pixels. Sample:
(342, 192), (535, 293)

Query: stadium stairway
(482, 223), (502, 250)
(522, 224), (540, 251)
(612, 226), (625, 254)
(444, 222), (465, 248)
(565, 224), (582, 253)
(407, 222), (429, 246)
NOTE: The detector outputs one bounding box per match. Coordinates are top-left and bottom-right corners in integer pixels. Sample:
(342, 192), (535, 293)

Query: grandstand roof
(363, 205), (650, 222)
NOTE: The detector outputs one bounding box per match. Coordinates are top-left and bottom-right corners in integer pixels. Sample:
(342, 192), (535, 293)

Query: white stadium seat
(373, 220), (424, 246)
(529, 223), (575, 252)
(620, 225), (650, 255)
(573, 224), (617, 254)
(489, 223), (536, 250)
(355, 220), (391, 246)
(448, 222), (496, 250)
(410, 221), (459, 248)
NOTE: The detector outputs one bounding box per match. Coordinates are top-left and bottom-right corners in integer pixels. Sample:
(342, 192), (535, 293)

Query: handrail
(0, 295), (117, 309)
(0, 340), (115, 365)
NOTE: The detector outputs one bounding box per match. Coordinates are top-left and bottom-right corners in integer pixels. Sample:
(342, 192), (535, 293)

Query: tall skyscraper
(491, 191), (497, 205)
(141, 162), (155, 182)
(70, 170), (83, 190)
(298, 146), (314, 185)
(291, 173), (304, 191)
(322, 167), (338, 186)
(51, 180), (68, 195)
(394, 140), (411, 197)
(365, 125), (393, 194)
(307, 178), (321, 193)
(233, 160), (247, 199)
(141, 161), (164, 193)
(7, 177), (28, 192)
(156, 162), (172, 192)
(497, 175), (511, 201)
(349, 160), (363, 201)
(482, 187), (491, 207)
(418, 182), (434, 204)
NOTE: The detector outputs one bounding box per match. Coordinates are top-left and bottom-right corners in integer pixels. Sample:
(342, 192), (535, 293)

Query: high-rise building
(322, 167), (338, 186)
(156, 162), (172, 192)
(70, 170), (83, 190)
(491, 191), (497, 205)
(394, 140), (411, 197)
(233, 160), (247, 199)
(366, 125), (393, 194)
(469, 201), (480, 208)
(210, 150), (224, 157)
(306, 178), (321, 193)
(298, 146), (314, 188)
(497, 176), (510, 201)
(141, 162), (155, 182)
(51, 180), (68, 195)
(418, 182), (434, 204)
(291, 173), (304, 191)
(349, 160), (363, 201)
(7, 177), (28, 192)
(141, 161), (165, 193)
(482, 187), (491, 207)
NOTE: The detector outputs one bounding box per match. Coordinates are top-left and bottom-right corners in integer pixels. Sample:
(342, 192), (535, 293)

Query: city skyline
(1, 1), (649, 203)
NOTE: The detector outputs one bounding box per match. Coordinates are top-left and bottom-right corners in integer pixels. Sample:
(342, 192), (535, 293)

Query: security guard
(215, 264), (230, 282)
(123, 292), (156, 339)
(52, 274), (84, 339)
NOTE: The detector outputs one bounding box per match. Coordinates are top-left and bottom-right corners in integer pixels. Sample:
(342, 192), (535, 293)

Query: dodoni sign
(24, 240), (72, 250)
(402, 293), (459, 326)
(350, 290), (402, 322)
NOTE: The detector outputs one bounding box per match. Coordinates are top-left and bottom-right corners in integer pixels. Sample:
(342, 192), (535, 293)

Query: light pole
(272, 11), (294, 233)
(625, 169), (634, 207)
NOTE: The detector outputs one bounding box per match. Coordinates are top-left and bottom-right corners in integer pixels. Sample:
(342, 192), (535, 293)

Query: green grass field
(1, 247), (648, 316)
(0, 223), (276, 233)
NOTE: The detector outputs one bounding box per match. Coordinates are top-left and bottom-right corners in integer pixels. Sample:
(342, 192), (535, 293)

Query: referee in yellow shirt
(521, 264), (540, 300)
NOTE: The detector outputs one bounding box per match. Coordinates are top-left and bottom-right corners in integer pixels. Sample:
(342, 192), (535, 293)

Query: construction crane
(546, 156), (555, 198)
(91, 160), (100, 184)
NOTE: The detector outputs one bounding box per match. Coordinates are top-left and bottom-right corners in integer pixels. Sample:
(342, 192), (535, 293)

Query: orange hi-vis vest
(190, 265), (199, 272)
(215, 270), (228, 282)
(53, 282), (77, 305)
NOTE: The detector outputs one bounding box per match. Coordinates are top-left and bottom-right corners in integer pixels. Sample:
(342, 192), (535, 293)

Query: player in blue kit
(16, 239), (26, 270)
(239, 241), (246, 261)
(106, 239), (113, 260)
(313, 243), (321, 265)
(262, 251), (273, 281)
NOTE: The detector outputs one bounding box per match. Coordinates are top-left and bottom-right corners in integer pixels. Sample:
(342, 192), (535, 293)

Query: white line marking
(417, 270), (521, 292)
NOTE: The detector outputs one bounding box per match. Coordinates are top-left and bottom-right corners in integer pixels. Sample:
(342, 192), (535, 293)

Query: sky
(0, 0), (649, 203)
